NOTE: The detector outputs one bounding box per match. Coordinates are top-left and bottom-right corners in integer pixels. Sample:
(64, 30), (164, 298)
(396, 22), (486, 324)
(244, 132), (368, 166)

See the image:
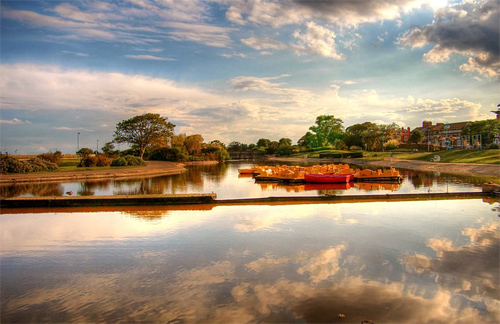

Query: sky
(0, 0), (499, 154)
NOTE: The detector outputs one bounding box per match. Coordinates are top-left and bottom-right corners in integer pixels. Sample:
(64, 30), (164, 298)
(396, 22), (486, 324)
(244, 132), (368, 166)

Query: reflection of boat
(354, 182), (399, 191)
(304, 182), (351, 190)
(304, 173), (352, 183)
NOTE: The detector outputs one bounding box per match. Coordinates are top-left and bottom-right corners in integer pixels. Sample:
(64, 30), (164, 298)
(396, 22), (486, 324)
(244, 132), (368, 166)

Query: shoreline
(1, 158), (499, 185)
(268, 156), (500, 178)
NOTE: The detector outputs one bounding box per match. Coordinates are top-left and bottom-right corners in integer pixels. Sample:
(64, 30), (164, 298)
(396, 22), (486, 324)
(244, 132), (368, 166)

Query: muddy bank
(268, 157), (500, 178)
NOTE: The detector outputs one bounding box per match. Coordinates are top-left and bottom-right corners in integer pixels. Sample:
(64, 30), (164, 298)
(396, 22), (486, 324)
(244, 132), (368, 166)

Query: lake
(1, 199), (499, 323)
(1, 162), (499, 323)
(0, 162), (495, 198)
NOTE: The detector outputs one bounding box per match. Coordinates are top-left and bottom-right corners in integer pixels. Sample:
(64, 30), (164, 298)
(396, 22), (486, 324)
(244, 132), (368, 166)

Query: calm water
(1, 162), (496, 198)
(1, 199), (499, 323)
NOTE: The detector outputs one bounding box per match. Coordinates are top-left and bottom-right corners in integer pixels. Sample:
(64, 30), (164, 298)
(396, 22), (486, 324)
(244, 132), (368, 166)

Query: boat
(304, 173), (352, 183)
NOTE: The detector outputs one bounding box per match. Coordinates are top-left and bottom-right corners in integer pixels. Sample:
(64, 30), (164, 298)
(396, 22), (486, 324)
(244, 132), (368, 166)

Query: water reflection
(0, 162), (496, 198)
(1, 200), (499, 323)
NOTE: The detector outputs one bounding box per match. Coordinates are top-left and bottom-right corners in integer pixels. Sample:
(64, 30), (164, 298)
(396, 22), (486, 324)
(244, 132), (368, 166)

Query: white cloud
(241, 36), (288, 51)
(124, 54), (176, 61)
(397, 0), (500, 78)
(0, 118), (24, 125)
(292, 22), (344, 60)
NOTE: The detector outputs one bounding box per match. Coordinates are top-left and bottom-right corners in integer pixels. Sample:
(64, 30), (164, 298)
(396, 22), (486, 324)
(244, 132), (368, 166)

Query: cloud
(124, 54), (176, 61)
(241, 36), (288, 51)
(397, 0), (500, 78)
(163, 22), (237, 48)
(1, 0), (234, 48)
(292, 22), (344, 60)
(0, 118), (27, 125)
(226, 0), (441, 28)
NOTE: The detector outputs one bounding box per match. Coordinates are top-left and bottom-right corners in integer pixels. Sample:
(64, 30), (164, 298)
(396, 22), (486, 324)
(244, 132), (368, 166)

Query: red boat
(304, 173), (353, 183)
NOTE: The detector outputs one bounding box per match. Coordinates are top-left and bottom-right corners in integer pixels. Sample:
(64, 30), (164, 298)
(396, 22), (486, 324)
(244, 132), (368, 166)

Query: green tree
(298, 131), (319, 149)
(345, 122), (376, 148)
(113, 113), (175, 159)
(76, 147), (94, 157)
(256, 138), (271, 148)
(462, 119), (500, 145)
(409, 129), (424, 144)
(101, 142), (117, 155)
(309, 115), (344, 147)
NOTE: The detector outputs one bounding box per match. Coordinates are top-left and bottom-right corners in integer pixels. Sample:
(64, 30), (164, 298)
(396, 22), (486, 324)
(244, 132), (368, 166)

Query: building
(412, 120), (470, 149)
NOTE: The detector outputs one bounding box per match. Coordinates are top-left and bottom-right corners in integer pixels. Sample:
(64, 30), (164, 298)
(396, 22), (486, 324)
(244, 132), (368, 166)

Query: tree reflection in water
(0, 182), (64, 197)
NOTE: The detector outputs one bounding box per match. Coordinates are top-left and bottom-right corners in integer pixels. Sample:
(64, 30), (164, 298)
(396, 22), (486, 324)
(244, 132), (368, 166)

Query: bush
(28, 157), (58, 172)
(111, 157), (128, 166)
(37, 151), (63, 166)
(319, 152), (364, 158)
(78, 156), (97, 167)
(110, 155), (146, 167)
(124, 155), (146, 166)
(488, 143), (499, 149)
(0, 154), (58, 173)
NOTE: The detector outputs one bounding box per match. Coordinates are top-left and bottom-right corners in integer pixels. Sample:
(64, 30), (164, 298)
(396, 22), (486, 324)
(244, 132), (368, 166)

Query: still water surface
(1, 162), (495, 198)
(1, 199), (499, 323)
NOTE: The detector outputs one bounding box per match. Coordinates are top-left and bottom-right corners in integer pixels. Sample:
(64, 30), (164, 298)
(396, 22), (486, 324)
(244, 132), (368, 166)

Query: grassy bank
(292, 149), (500, 164)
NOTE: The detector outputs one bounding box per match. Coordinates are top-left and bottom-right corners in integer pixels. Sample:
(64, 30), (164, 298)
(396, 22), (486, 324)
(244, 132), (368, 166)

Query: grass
(41, 159), (141, 173)
(294, 149), (500, 164)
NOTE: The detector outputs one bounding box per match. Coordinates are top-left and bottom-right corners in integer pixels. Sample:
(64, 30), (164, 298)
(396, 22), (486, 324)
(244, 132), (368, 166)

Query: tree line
(96, 113), (500, 163)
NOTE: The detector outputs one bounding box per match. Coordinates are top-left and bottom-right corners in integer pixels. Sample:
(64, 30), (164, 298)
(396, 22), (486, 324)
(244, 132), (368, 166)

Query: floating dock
(0, 190), (496, 211)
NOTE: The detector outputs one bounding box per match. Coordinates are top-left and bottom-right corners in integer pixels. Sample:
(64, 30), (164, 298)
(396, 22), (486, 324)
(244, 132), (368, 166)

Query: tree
(409, 129), (424, 144)
(76, 147), (94, 157)
(309, 115), (344, 147)
(345, 122), (376, 148)
(298, 131), (319, 149)
(256, 138), (271, 148)
(101, 141), (117, 155)
(462, 119), (500, 145)
(185, 134), (204, 155)
(113, 113), (175, 159)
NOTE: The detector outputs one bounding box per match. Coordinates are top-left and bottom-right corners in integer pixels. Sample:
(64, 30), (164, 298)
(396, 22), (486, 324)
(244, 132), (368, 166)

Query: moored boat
(304, 173), (352, 183)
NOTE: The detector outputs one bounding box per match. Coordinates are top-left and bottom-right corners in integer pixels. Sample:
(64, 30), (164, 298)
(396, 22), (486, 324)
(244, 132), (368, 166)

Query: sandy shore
(268, 157), (500, 178)
(1, 158), (498, 184)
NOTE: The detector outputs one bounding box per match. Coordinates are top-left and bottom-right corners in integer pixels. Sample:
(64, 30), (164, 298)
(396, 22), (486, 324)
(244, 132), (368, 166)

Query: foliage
(409, 129), (424, 144)
(78, 154), (111, 167)
(149, 147), (189, 162)
(37, 151), (63, 166)
(384, 139), (400, 150)
(345, 122), (376, 148)
(76, 147), (94, 156)
(110, 155), (146, 167)
(1, 154), (58, 174)
(256, 138), (271, 148)
(185, 134), (204, 155)
(113, 113), (175, 159)
(318, 152), (363, 158)
(462, 119), (500, 145)
(308, 115), (345, 147)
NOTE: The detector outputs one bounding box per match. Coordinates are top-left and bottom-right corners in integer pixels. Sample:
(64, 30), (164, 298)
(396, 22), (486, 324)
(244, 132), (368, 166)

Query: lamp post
(77, 132), (80, 151)
(96, 140), (99, 153)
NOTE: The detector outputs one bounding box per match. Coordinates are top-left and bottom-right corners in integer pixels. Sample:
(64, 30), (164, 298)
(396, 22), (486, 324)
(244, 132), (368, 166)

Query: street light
(77, 132), (80, 151)
(96, 140), (99, 153)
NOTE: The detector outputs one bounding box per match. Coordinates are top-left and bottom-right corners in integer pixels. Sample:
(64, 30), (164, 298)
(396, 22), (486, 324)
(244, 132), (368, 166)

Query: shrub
(95, 155), (111, 167)
(488, 143), (499, 149)
(78, 156), (97, 167)
(111, 157), (128, 166)
(37, 151), (63, 166)
(0, 154), (58, 173)
(28, 157), (58, 172)
(384, 139), (400, 151)
(124, 155), (146, 166)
